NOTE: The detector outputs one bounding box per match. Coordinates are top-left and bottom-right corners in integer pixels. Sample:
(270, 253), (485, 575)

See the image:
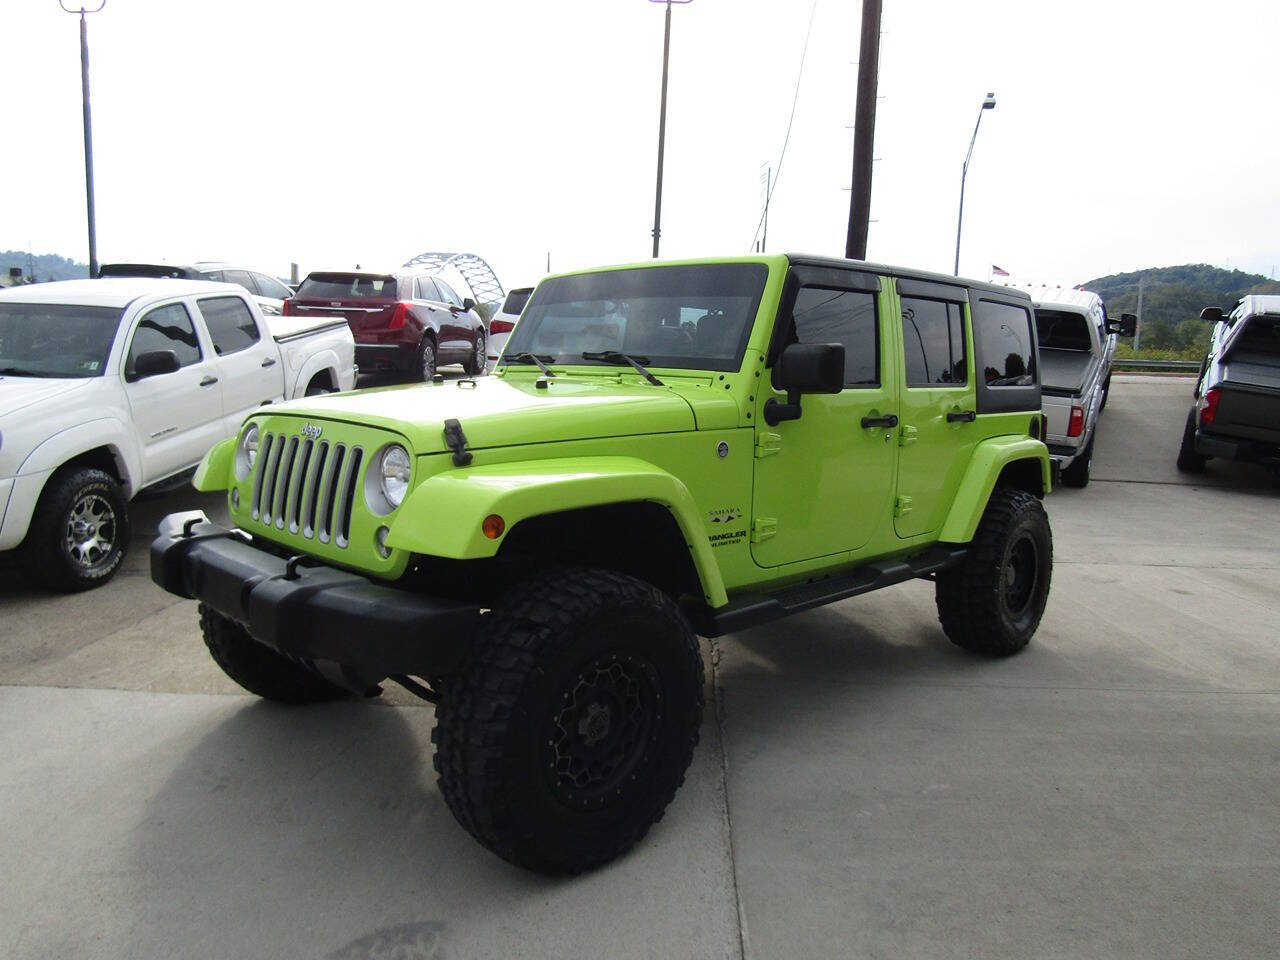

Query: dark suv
(285, 270), (487, 380)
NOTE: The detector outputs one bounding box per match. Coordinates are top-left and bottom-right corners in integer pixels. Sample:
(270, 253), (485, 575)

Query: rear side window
(901, 297), (966, 386)
(973, 300), (1036, 386)
(297, 274), (399, 299)
(128, 302), (202, 373)
(1035, 309), (1092, 351)
(198, 296), (261, 355)
(790, 287), (879, 387)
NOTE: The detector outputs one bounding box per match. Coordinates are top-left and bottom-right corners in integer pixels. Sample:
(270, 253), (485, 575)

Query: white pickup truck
(0, 278), (356, 591)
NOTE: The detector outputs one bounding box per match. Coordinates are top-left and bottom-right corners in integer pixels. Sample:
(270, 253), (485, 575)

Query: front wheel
(432, 567), (705, 874)
(199, 604), (349, 704)
(19, 466), (129, 592)
(935, 488), (1053, 656)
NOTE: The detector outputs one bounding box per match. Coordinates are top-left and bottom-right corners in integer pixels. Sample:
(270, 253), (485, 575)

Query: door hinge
(755, 432), (782, 458)
(751, 517), (778, 543)
(898, 424), (919, 447)
(894, 496), (914, 517)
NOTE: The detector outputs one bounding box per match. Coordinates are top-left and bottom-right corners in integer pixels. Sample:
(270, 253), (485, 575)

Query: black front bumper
(151, 512), (479, 680)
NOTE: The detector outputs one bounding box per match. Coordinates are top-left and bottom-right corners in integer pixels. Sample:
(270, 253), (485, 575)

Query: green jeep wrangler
(152, 255), (1053, 874)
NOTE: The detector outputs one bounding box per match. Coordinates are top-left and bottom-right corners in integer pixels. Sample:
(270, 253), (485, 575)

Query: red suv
(284, 270), (487, 380)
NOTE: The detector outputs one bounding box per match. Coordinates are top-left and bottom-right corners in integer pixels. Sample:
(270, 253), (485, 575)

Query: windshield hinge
(898, 424), (919, 447)
(755, 432), (782, 459)
(442, 418), (472, 467)
(751, 517), (777, 543)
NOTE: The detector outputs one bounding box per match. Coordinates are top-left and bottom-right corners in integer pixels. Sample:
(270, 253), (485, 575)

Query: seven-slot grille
(250, 432), (364, 548)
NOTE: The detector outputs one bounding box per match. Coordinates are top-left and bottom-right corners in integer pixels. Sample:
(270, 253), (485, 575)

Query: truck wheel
(463, 332), (487, 376)
(19, 467), (129, 592)
(1099, 374), (1112, 410)
(432, 567), (704, 874)
(419, 338), (437, 381)
(1176, 410), (1207, 473)
(936, 488), (1052, 657)
(199, 604), (348, 704)
(1061, 439), (1093, 488)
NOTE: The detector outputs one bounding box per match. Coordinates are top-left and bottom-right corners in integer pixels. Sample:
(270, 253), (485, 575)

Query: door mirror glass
(462, 297), (476, 312)
(779, 342), (845, 394)
(130, 349), (180, 381)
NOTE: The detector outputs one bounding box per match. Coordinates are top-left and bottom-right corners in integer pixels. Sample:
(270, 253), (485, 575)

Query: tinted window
(1035, 309), (1092, 351)
(128, 303), (201, 373)
(973, 300), (1036, 386)
(297, 274), (399, 299)
(501, 289), (532, 315)
(435, 280), (463, 307)
(505, 264), (768, 373)
(0, 303), (122, 378)
(220, 270), (256, 294)
(254, 273), (293, 300)
(901, 297), (966, 386)
(200, 270), (225, 283)
(416, 277), (442, 301)
(198, 296), (260, 355)
(790, 287), (879, 387)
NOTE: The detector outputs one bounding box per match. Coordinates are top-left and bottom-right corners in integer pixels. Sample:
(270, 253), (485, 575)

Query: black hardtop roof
(786, 253), (1033, 303)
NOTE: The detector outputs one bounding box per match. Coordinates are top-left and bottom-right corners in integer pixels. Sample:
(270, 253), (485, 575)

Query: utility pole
(60, 1), (107, 279)
(845, 0), (882, 261)
(1134, 277), (1145, 351)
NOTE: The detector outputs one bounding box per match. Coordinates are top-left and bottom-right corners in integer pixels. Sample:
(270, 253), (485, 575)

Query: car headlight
(235, 424), (260, 481)
(378, 445), (411, 509)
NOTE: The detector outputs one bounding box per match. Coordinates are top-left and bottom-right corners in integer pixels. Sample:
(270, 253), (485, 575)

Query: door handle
(261, 357), (277, 367)
(860, 414), (899, 428)
(200, 376), (219, 387)
(946, 410), (977, 423)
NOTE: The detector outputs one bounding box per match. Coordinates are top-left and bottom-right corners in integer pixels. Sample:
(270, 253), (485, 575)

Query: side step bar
(686, 546), (967, 638)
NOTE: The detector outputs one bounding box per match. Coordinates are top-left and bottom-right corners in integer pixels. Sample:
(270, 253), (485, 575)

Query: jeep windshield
(0, 303), (123, 378)
(501, 263), (768, 373)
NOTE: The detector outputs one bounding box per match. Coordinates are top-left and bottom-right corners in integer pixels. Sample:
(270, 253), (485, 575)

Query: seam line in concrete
(710, 637), (749, 960)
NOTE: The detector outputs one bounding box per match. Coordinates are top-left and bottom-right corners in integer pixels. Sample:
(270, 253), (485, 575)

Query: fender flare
(290, 348), (342, 397)
(193, 436), (237, 492)
(18, 418), (139, 496)
(937, 436), (1051, 544)
(386, 455), (729, 607)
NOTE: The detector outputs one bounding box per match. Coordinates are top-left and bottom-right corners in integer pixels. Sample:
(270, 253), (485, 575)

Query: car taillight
(1199, 387), (1220, 425)
(282, 299), (293, 316)
(389, 302), (411, 330)
(490, 318), (515, 335)
(1068, 405), (1085, 438)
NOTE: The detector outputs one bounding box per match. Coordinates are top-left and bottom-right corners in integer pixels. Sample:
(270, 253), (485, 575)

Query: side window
(436, 280), (463, 308)
(221, 270), (257, 294)
(973, 300), (1036, 386)
(254, 273), (293, 300)
(416, 277), (441, 301)
(127, 303), (202, 374)
(200, 269), (225, 283)
(790, 286), (879, 387)
(900, 297), (967, 386)
(197, 296), (261, 356)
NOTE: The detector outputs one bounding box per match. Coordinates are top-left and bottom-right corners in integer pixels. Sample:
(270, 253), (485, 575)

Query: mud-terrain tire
(199, 604), (348, 703)
(419, 337), (437, 381)
(936, 488), (1052, 657)
(20, 467), (129, 592)
(1061, 438), (1093, 488)
(463, 332), (486, 376)
(1176, 409), (1207, 473)
(432, 567), (704, 874)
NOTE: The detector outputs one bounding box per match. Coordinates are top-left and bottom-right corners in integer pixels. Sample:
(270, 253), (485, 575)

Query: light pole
(60, 0), (107, 279)
(953, 91), (996, 277)
(649, 0), (691, 258)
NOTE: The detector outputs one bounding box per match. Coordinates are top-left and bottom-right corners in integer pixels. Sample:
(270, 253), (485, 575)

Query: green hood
(263, 375), (709, 454)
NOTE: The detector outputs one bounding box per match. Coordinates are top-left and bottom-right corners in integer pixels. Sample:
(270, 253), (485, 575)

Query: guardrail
(1112, 359), (1200, 373)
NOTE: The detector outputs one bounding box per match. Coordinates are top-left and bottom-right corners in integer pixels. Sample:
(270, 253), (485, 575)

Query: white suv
(486, 287), (532, 372)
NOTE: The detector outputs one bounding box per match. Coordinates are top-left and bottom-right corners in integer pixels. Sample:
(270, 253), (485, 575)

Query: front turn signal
(482, 514), (505, 540)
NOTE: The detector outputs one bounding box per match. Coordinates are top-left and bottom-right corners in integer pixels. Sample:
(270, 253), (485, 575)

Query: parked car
(1030, 287), (1134, 487)
(1177, 296), (1280, 479)
(98, 261), (293, 315)
(152, 254), (1053, 874)
(285, 270), (486, 380)
(485, 286), (532, 372)
(0, 278), (355, 591)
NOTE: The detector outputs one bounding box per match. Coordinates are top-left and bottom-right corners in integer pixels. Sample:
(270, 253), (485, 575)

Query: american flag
(991, 265), (1010, 277)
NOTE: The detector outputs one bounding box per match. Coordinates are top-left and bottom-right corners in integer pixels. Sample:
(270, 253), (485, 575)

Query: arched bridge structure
(402, 252), (505, 316)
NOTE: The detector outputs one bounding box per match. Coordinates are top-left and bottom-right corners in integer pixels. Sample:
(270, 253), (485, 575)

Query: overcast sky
(4, 0), (1278, 295)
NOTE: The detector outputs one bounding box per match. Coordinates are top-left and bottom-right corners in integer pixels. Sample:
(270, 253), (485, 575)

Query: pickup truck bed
(1039, 348), (1098, 396)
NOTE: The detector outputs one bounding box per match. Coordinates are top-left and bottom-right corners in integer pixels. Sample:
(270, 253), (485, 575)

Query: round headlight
(379, 445), (411, 508)
(235, 424), (260, 481)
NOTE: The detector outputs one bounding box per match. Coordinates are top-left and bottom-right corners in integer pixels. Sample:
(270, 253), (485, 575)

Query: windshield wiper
(580, 351), (664, 386)
(0, 367), (51, 378)
(503, 352), (556, 377)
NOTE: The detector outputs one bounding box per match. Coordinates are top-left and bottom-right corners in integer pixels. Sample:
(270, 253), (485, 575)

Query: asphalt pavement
(2, 375), (1277, 959)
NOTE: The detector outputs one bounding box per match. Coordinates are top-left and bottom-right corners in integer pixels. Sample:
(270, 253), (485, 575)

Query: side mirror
(462, 297), (476, 312)
(764, 342), (845, 425)
(1107, 313), (1137, 337)
(1200, 307), (1225, 322)
(129, 349), (180, 382)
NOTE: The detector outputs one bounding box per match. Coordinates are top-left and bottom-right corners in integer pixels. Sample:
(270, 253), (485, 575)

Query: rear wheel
(1176, 409), (1207, 473)
(1061, 438), (1093, 488)
(464, 332), (486, 376)
(20, 467), (129, 592)
(1099, 374), (1112, 410)
(936, 488), (1052, 657)
(432, 567), (704, 874)
(418, 337), (437, 381)
(199, 604), (348, 704)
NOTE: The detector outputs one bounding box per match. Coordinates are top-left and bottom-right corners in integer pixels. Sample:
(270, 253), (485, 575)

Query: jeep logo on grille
(300, 423), (323, 440)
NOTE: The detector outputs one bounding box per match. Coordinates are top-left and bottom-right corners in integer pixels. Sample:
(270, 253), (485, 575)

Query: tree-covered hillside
(0, 250), (89, 283)
(1083, 264), (1280, 352)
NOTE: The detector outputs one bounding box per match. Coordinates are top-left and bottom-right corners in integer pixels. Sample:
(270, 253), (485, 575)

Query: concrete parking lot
(2, 375), (1278, 959)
